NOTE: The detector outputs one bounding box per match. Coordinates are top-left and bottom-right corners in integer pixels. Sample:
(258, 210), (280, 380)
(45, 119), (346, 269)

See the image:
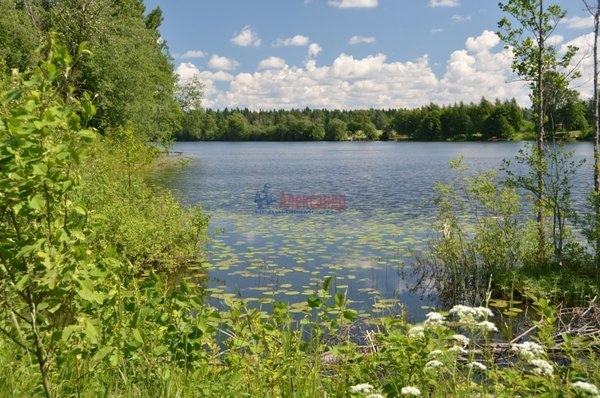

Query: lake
(154, 141), (594, 321)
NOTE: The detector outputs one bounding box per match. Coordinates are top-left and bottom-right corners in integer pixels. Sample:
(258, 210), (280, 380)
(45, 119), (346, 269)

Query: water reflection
(153, 141), (594, 321)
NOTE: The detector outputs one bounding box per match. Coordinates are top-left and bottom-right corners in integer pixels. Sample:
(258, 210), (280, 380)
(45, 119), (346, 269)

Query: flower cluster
(449, 305), (494, 320)
(424, 311), (445, 325)
(408, 325), (425, 339)
(572, 381), (600, 396)
(511, 341), (545, 360)
(529, 359), (553, 376)
(349, 383), (384, 397)
(424, 360), (444, 371)
(452, 334), (470, 347)
(428, 349), (444, 358)
(448, 345), (467, 355)
(467, 361), (487, 371)
(350, 383), (374, 394)
(477, 320), (498, 332)
(448, 305), (498, 335)
(401, 386), (421, 396)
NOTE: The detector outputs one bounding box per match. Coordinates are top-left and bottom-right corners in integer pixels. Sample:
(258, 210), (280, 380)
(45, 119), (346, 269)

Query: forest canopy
(176, 97), (590, 142)
(0, 0), (181, 144)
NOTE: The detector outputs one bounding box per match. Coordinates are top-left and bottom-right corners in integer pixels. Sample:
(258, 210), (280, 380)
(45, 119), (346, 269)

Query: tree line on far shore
(176, 95), (589, 142)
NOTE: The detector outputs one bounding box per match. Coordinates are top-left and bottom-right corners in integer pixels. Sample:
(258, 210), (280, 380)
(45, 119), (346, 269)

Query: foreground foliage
(0, 39), (208, 397)
(1, 274), (599, 398)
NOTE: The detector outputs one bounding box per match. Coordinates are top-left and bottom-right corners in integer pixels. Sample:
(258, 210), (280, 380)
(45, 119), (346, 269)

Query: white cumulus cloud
(546, 34), (564, 47)
(349, 35), (376, 45)
(258, 56), (288, 70)
(231, 25), (261, 47)
(562, 32), (595, 100)
(563, 15), (594, 30)
(465, 30), (499, 53)
(308, 43), (323, 58)
(178, 50), (205, 59)
(329, 0), (378, 8)
(176, 62), (201, 81)
(208, 54), (240, 71)
(332, 53), (386, 79)
(273, 35), (310, 47)
(175, 30), (595, 111)
(429, 0), (460, 7)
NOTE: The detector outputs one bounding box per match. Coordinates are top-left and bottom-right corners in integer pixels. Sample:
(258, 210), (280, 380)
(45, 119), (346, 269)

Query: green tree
(560, 100), (588, 133)
(416, 106), (442, 140)
(180, 109), (204, 140)
(348, 110), (378, 140)
(541, 70), (582, 136)
(498, 0), (578, 260)
(471, 97), (494, 136)
(7, 0), (183, 144)
(0, 0), (41, 72)
(0, 40), (101, 398)
(326, 118), (348, 141)
(226, 112), (248, 140)
(176, 75), (204, 112)
(483, 107), (515, 140)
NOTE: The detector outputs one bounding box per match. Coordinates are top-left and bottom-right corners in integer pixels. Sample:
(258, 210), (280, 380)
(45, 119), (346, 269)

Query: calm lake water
(154, 141), (593, 321)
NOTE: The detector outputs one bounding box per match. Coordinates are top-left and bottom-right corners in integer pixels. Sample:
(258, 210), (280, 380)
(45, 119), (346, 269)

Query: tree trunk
(536, 0), (547, 261)
(593, 2), (600, 267)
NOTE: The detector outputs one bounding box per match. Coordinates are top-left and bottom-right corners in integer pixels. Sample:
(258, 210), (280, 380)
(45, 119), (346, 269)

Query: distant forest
(176, 96), (590, 142)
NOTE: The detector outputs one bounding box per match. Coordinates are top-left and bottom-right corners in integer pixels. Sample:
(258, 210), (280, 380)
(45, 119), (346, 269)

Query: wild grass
(1, 289), (599, 397)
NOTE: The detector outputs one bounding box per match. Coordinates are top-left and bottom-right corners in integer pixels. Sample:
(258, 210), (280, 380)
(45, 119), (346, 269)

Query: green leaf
(343, 310), (357, 322)
(72, 205), (86, 216)
(12, 202), (23, 215)
(322, 276), (332, 292)
(48, 303), (62, 314)
(307, 297), (322, 309)
(180, 280), (190, 294)
(2, 89), (22, 102)
(93, 346), (113, 362)
(61, 325), (79, 343)
(28, 194), (45, 212)
(489, 299), (508, 308)
(81, 98), (96, 122)
(127, 329), (144, 350)
(77, 279), (106, 304)
(335, 292), (345, 308)
(84, 319), (99, 345)
(153, 345), (169, 356)
(16, 243), (40, 258)
(132, 328), (143, 344)
(15, 274), (29, 292)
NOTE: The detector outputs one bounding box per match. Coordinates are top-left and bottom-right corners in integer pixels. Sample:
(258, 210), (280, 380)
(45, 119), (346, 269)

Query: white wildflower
(448, 345), (468, 355)
(529, 359), (553, 376)
(424, 360), (444, 370)
(428, 349), (444, 358)
(511, 341), (545, 359)
(366, 394), (384, 398)
(408, 325), (425, 339)
(572, 381), (600, 396)
(467, 361), (487, 371)
(350, 383), (374, 394)
(477, 320), (498, 332)
(449, 305), (493, 321)
(425, 311), (445, 324)
(452, 334), (470, 347)
(401, 386), (421, 396)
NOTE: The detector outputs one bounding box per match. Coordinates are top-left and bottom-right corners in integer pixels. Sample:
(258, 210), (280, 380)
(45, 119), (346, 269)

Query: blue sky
(143, 0), (594, 110)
